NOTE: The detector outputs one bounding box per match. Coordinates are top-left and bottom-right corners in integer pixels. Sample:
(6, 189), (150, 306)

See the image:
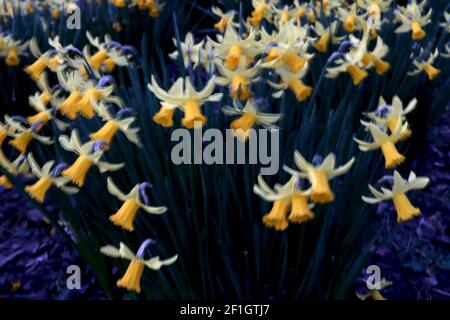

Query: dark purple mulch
(361, 106), (450, 300)
(0, 188), (105, 300)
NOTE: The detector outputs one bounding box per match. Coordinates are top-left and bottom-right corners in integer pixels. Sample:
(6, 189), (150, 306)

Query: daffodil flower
(209, 24), (261, 70)
(408, 49), (441, 80)
(148, 76), (222, 129)
(272, 5), (297, 27)
(25, 36), (72, 80)
(284, 151), (355, 204)
(215, 61), (261, 101)
(100, 240), (177, 293)
(4, 116), (53, 154)
(72, 76), (120, 119)
(254, 175), (313, 231)
(338, 3), (367, 33)
(354, 121), (409, 169)
(143, 0), (165, 17)
(362, 171), (429, 222)
(326, 30), (370, 85)
(261, 21), (313, 74)
(266, 63), (313, 102)
(107, 177), (166, 231)
(310, 21), (344, 53)
(25, 153), (78, 203)
(212, 7), (238, 33)
(84, 32), (114, 72)
(0, 151), (30, 190)
(168, 32), (204, 69)
(360, 35), (390, 75)
(101, 43), (135, 72)
(249, 0), (278, 27)
(394, 1), (432, 41)
(357, 0), (392, 29)
(292, 0), (308, 19)
(0, 35), (27, 66)
(356, 278), (393, 300)
(223, 98), (281, 142)
(56, 70), (86, 119)
(27, 94), (68, 132)
(363, 96), (416, 141)
(33, 72), (62, 107)
(59, 130), (124, 187)
(90, 102), (141, 148)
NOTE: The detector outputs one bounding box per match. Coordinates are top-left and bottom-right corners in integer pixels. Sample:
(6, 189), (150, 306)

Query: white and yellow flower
(107, 177), (166, 231)
(363, 96), (416, 140)
(310, 21), (344, 53)
(168, 32), (204, 68)
(354, 121), (409, 169)
(284, 151), (355, 204)
(25, 153), (79, 203)
(395, 0), (432, 41)
(362, 171), (429, 222)
(215, 61), (261, 101)
(408, 49), (441, 80)
(100, 240), (177, 293)
(360, 35), (390, 75)
(0, 152), (30, 190)
(326, 29), (370, 85)
(0, 34), (28, 66)
(212, 6), (238, 33)
(90, 102), (141, 148)
(223, 99), (281, 142)
(148, 76), (222, 128)
(208, 24), (261, 69)
(59, 130), (124, 187)
(4, 116), (53, 154)
(338, 3), (367, 33)
(266, 63), (312, 102)
(249, 0), (278, 27)
(254, 175), (313, 231)
(27, 94), (68, 132)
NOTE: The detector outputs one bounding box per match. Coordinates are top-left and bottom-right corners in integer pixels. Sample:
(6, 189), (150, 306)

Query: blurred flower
(212, 7), (237, 33)
(395, 0), (432, 41)
(408, 49), (441, 80)
(0, 34), (28, 66)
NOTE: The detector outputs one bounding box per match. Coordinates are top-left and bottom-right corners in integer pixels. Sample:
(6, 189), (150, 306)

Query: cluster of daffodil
(148, 0), (448, 142)
(110, 0), (165, 17)
(0, 30), (177, 294)
(0, 0), (448, 298)
(0, 0), (79, 18)
(254, 152), (355, 231)
(354, 96), (430, 223)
